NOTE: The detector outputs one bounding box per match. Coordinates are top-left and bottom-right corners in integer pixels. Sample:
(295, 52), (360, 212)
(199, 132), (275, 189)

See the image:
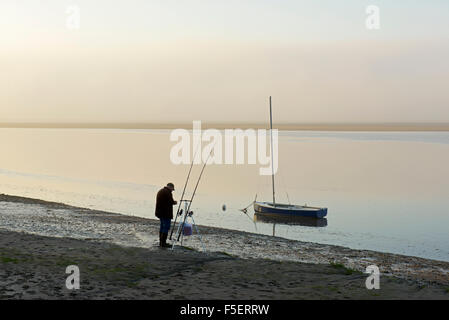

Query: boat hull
(254, 213), (328, 227)
(254, 202), (328, 218)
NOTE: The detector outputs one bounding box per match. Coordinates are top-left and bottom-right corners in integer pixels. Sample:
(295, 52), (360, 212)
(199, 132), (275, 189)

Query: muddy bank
(1, 229), (448, 300)
(0, 194), (448, 299)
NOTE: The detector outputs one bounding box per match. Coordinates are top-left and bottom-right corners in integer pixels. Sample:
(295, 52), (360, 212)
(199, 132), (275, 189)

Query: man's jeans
(159, 218), (171, 234)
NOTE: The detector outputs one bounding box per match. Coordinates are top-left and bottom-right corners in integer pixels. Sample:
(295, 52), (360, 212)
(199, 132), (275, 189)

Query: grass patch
(127, 281), (139, 288)
(54, 258), (80, 267)
(0, 248), (30, 263)
(330, 263), (362, 275)
(0, 256), (19, 264)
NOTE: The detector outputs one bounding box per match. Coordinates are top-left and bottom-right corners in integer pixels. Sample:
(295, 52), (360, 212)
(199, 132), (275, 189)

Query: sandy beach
(0, 194), (448, 300)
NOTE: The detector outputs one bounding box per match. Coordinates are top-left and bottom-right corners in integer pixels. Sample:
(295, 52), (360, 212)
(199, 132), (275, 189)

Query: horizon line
(1, 122), (449, 131)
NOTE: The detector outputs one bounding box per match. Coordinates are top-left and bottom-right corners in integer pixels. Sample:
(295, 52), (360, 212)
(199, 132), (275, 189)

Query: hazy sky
(1, 0), (448, 123)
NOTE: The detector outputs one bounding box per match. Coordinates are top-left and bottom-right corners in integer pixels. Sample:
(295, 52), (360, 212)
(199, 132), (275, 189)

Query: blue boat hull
(254, 213), (328, 227)
(254, 202), (328, 218)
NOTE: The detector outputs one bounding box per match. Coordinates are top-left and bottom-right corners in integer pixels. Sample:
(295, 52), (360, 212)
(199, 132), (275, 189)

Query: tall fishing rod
(177, 147), (214, 242)
(169, 145), (199, 240)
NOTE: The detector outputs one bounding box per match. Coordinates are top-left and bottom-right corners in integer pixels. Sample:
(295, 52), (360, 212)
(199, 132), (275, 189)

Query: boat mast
(269, 96), (276, 206)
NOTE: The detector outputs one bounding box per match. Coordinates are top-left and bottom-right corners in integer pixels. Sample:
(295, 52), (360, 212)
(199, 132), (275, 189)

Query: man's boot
(161, 233), (171, 248)
(159, 232), (164, 247)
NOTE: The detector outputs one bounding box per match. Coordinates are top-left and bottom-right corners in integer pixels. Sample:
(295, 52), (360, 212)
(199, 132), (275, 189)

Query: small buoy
(222, 204), (226, 211)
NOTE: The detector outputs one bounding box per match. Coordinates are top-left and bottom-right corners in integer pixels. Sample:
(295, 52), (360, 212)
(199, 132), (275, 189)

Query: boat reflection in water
(254, 212), (328, 237)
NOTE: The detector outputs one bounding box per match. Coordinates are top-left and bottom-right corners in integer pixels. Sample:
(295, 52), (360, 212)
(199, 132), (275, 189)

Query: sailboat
(253, 97), (328, 219)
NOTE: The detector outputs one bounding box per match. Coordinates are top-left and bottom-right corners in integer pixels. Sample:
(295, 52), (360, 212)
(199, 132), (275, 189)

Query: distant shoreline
(1, 122), (449, 131)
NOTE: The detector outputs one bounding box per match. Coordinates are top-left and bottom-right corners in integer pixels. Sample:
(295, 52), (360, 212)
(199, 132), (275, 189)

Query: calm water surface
(1, 128), (448, 261)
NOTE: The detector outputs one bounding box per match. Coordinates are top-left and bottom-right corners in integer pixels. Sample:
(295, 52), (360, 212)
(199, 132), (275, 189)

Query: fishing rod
(169, 145), (199, 240)
(177, 147), (214, 242)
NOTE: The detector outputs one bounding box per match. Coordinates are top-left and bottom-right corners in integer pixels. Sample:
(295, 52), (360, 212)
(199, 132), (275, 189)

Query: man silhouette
(155, 183), (177, 248)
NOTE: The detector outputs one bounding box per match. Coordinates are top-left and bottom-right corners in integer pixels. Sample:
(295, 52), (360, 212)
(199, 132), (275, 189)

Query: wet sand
(0, 194), (448, 299)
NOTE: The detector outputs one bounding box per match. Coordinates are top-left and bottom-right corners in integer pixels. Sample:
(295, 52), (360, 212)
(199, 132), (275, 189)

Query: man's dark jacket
(155, 187), (176, 219)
